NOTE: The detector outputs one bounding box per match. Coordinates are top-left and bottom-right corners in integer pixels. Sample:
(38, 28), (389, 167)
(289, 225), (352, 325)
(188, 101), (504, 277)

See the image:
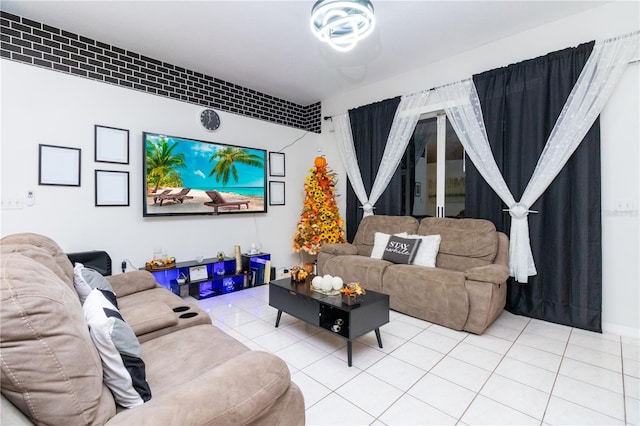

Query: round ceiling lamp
(310, 0), (376, 52)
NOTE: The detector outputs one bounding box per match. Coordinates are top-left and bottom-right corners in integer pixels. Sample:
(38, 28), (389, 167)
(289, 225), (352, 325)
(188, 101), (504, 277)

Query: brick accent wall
(0, 11), (321, 133)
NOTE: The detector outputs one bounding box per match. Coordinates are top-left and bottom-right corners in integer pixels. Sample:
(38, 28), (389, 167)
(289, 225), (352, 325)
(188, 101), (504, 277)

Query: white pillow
(370, 232), (391, 259)
(397, 233), (441, 267)
(73, 262), (115, 304)
(84, 288), (151, 407)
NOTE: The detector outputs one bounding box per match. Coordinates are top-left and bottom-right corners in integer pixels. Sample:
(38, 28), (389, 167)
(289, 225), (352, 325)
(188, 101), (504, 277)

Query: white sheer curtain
(435, 31), (639, 283)
(334, 91), (431, 217)
(334, 114), (369, 210)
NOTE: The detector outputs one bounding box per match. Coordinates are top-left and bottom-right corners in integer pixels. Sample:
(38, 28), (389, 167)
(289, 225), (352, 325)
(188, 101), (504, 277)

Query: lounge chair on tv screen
(152, 189), (172, 205)
(204, 190), (250, 213)
(157, 188), (193, 206)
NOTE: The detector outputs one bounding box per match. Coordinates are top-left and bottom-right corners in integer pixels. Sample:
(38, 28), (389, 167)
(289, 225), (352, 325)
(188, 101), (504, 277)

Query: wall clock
(200, 109), (220, 131)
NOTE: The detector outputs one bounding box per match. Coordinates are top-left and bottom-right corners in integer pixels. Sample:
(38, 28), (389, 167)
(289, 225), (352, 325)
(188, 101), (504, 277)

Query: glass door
(443, 119), (465, 217)
(409, 114), (465, 218)
(411, 116), (437, 217)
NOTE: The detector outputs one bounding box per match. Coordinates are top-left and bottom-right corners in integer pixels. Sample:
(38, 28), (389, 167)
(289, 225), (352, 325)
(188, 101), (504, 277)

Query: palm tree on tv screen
(208, 147), (263, 186)
(146, 137), (186, 192)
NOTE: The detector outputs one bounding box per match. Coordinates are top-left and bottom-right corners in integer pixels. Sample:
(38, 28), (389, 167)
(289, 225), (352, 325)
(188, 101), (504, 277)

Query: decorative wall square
(269, 181), (285, 206)
(269, 152), (285, 177)
(95, 125), (129, 164)
(38, 144), (81, 186)
(95, 170), (129, 206)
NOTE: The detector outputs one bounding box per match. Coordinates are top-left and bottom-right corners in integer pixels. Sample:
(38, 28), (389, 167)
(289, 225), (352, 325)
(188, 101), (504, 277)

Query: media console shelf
(146, 253), (270, 299)
(242, 253), (272, 286)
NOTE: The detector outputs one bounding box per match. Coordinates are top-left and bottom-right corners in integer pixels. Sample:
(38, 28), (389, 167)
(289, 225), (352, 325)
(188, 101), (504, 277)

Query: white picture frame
(38, 144), (81, 186)
(95, 170), (129, 206)
(95, 125), (129, 164)
(189, 265), (209, 281)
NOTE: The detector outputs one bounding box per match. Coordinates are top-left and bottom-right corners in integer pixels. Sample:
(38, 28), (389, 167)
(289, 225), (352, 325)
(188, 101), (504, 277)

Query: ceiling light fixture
(310, 0), (376, 52)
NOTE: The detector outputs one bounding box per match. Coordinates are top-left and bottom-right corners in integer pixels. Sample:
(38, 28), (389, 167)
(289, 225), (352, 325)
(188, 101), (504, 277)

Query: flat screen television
(143, 132), (267, 217)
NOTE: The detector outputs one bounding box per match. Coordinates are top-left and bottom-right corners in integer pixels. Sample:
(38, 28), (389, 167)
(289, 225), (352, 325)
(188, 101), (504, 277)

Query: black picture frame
(269, 181), (285, 206)
(95, 125), (129, 164)
(38, 144), (81, 187)
(95, 170), (130, 206)
(269, 152), (285, 177)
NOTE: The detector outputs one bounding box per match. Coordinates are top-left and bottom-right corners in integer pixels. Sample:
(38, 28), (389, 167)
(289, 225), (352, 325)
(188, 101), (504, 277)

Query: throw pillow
(382, 235), (422, 264)
(371, 232), (411, 259)
(397, 233), (442, 268)
(83, 288), (151, 407)
(74, 262), (115, 305)
(370, 232), (391, 259)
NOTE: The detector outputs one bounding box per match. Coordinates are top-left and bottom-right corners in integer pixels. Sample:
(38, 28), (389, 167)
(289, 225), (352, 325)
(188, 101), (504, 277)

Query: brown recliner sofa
(318, 216), (509, 334)
(0, 233), (305, 425)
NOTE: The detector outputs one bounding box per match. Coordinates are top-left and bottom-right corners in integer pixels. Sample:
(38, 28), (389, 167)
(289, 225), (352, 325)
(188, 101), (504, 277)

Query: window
(401, 113), (465, 218)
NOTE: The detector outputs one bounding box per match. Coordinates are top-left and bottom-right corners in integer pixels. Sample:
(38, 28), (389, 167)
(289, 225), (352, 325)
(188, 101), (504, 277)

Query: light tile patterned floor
(191, 286), (640, 425)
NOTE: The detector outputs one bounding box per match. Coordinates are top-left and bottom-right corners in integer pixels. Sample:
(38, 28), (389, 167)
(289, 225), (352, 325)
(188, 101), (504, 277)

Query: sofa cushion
(418, 217), (498, 272)
(106, 270), (160, 298)
(74, 262), (116, 303)
(319, 255), (390, 293)
(353, 215), (419, 256)
(382, 235), (422, 264)
(383, 264), (470, 330)
(107, 347), (293, 426)
(116, 288), (210, 343)
(1, 234), (74, 288)
(84, 288), (152, 407)
(0, 253), (116, 425)
(121, 301), (179, 336)
(138, 325), (250, 392)
(321, 243), (359, 257)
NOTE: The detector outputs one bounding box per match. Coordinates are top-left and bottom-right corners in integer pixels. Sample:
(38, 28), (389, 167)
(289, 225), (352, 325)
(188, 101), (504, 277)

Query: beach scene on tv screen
(144, 133), (266, 215)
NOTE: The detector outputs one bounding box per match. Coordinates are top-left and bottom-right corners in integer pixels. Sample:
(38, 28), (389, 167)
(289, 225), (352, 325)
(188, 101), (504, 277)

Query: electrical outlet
(1, 198), (23, 209)
(614, 199), (633, 212)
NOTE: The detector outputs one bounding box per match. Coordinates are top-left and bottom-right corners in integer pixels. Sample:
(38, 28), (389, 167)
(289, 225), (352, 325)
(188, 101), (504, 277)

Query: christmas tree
(293, 156), (346, 255)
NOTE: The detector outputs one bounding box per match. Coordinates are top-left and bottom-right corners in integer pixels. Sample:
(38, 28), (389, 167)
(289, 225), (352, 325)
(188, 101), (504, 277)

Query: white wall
(0, 60), (323, 275)
(320, 2), (640, 336)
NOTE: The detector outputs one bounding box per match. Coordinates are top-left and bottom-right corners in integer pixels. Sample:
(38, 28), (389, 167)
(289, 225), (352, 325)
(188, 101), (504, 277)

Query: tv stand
(146, 253), (271, 299)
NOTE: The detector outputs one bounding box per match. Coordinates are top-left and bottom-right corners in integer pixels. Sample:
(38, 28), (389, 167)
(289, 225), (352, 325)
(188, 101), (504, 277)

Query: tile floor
(189, 285), (640, 425)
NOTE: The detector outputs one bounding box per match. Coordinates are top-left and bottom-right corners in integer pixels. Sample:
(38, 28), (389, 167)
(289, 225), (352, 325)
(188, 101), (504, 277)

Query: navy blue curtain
(346, 97), (401, 242)
(468, 42), (602, 332)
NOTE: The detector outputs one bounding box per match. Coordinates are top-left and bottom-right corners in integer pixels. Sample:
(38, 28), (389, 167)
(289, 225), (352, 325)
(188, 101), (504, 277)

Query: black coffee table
(268, 277), (390, 366)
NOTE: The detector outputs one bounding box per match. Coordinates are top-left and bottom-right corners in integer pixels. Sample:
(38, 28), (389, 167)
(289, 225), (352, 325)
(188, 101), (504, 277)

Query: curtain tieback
(360, 203), (375, 215)
(505, 203), (538, 283)
(504, 203), (538, 219)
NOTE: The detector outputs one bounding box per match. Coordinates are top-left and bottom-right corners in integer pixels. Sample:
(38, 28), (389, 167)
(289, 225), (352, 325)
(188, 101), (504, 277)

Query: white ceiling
(2, 1), (605, 106)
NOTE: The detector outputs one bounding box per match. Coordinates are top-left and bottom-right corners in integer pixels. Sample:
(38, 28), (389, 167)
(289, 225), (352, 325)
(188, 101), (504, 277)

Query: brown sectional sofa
(0, 233), (304, 425)
(317, 216), (509, 334)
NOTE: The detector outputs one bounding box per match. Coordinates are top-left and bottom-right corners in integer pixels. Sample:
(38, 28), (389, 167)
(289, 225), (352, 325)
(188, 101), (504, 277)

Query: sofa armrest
(105, 351), (294, 426)
(106, 270), (159, 298)
(465, 264), (509, 285)
(320, 243), (358, 256)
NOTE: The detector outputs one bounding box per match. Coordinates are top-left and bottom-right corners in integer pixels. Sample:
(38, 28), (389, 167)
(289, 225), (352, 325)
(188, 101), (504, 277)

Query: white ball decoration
(311, 276), (323, 287)
(320, 278), (333, 291)
(323, 274), (333, 282)
(331, 276), (343, 291)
